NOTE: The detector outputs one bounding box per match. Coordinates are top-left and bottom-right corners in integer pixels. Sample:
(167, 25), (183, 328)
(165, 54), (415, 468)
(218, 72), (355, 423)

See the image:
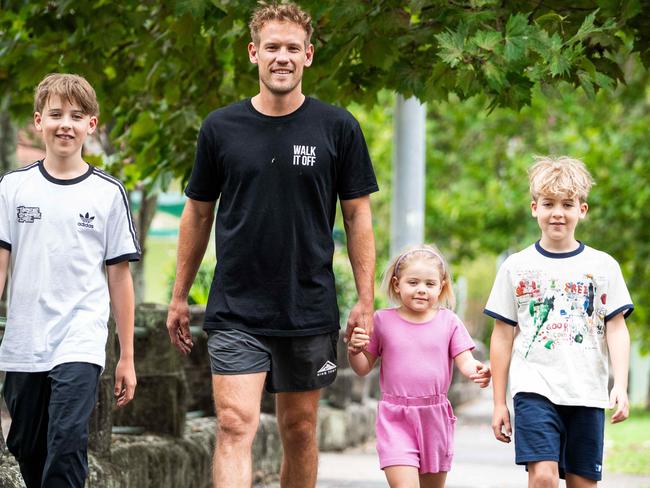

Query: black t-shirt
(185, 97), (378, 336)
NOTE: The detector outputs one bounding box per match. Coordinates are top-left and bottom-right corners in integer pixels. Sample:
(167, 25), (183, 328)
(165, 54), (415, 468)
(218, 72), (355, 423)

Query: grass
(605, 406), (650, 476)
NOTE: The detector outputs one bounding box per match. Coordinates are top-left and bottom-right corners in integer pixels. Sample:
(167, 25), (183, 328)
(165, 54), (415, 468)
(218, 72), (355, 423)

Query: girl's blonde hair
(528, 155), (594, 203)
(381, 244), (455, 309)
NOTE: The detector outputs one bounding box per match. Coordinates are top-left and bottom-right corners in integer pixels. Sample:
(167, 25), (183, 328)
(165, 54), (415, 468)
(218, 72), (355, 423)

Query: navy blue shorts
(207, 328), (339, 393)
(513, 392), (605, 481)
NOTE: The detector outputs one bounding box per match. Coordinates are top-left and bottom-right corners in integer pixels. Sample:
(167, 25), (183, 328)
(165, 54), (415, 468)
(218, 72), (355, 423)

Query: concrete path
(258, 388), (650, 488)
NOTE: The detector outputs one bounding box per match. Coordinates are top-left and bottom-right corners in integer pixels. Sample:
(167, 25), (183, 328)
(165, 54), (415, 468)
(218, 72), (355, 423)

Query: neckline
(245, 96), (310, 121)
(38, 159), (93, 185)
(535, 240), (585, 258)
(391, 307), (444, 325)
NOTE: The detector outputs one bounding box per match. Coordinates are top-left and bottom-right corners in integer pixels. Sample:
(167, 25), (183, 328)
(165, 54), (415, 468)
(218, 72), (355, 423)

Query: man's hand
(344, 301), (373, 344)
(166, 298), (194, 355)
(609, 385), (630, 424)
(491, 403), (512, 443)
(114, 357), (136, 408)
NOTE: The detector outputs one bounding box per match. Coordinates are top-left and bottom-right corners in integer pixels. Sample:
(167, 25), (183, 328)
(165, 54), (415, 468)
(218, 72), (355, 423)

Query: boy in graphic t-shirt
(0, 73), (140, 488)
(485, 156), (632, 487)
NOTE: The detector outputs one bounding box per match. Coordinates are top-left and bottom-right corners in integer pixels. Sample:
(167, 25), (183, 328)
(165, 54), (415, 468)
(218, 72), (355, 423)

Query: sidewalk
(258, 388), (650, 488)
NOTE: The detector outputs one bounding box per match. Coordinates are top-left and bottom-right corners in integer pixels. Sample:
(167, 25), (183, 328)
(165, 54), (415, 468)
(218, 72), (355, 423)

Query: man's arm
(166, 198), (216, 355)
(107, 260), (137, 407)
(490, 320), (515, 442)
(340, 196), (375, 342)
(606, 313), (630, 423)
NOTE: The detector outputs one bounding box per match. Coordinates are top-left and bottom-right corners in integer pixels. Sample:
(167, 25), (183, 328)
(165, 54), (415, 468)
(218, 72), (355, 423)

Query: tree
(2, 1), (649, 185)
(1, 0), (649, 300)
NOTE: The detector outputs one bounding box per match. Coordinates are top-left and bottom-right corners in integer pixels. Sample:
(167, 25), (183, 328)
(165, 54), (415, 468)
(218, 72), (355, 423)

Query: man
(166, 3), (378, 487)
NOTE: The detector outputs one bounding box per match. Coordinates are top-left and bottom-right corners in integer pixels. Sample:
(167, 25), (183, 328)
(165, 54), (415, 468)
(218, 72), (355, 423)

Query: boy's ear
(579, 201), (589, 219)
(88, 115), (98, 134)
(34, 112), (43, 132)
(530, 200), (538, 217)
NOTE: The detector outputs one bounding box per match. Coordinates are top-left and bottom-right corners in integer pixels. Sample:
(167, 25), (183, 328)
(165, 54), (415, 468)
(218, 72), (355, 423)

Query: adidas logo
(78, 212), (95, 229)
(317, 361), (337, 376)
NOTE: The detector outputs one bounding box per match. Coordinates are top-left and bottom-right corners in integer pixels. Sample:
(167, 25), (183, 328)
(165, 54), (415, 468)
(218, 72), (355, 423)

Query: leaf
(571, 10), (598, 43)
(549, 53), (571, 77)
(473, 30), (502, 52)
(577, 71), (596, 98)
(482, 61), (508, 90)
(436, 29), (466, 68)
(504, 13), (529, 62)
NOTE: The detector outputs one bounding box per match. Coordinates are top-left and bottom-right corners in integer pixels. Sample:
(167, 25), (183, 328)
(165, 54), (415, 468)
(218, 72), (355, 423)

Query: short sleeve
(448, 312), (475, 358)
(484, 259), (518, 326)
(366, 311), (382, 357)
(0, 179), (11, 250)
(336, 116), (379, 200)
(604, 258), (633, 321)
(185, 122), (222, 202)
(105, 187), (141, 265)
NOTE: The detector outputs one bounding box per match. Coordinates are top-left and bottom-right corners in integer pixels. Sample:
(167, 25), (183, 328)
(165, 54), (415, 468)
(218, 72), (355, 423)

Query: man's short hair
(249, 1), (313, 47)
(528, 156), (594, 203)
(34, 73), (99, 117)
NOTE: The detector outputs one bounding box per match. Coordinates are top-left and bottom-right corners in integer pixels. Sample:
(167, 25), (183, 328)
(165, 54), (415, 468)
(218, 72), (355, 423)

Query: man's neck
(43, 155), (88, 179)
(251, 90), (305, 117)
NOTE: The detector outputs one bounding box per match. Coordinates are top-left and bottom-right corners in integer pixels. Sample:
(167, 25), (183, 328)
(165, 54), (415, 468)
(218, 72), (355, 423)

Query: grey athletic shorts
(207, 328), (339, 393)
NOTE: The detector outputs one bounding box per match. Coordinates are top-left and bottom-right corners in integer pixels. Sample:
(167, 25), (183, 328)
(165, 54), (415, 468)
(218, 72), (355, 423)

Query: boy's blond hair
(528, 156), (594, 203)
(34, 73), (99, 117)
(249, 1), (313, 47)
(381, 244), (456, 310)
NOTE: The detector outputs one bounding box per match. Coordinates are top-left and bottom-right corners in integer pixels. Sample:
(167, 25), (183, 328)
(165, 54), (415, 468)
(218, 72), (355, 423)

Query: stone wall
(0, 304), (482, 487)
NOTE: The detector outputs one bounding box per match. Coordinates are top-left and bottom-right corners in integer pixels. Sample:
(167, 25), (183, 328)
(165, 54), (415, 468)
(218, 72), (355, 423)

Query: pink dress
(366, 308), (475, 473)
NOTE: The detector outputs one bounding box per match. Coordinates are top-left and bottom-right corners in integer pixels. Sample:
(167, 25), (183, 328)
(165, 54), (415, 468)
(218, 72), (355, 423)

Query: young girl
(348, 245), (491, 488)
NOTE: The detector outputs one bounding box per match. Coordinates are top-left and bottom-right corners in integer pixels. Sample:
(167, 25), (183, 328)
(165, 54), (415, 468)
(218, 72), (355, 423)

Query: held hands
(344, 301), (373, 345)
(114, 357), (137, 408)
(347, 326), (370, 355)
(470, 361), (491, 388)
(609, 385), (630, 423)
(492, 403), (512, 443)
(166, 299), (194, 355)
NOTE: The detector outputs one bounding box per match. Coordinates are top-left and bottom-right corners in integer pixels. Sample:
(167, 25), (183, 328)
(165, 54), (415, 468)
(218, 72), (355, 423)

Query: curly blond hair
(528, 155), (594, 203)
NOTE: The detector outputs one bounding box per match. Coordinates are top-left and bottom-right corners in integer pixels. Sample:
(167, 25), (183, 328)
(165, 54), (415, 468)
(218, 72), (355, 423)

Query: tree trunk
(131, 190), (158, 304)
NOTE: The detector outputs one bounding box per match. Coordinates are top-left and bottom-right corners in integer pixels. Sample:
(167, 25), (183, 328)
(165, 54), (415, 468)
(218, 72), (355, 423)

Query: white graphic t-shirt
(484, 241), (633, 408)
(0, 161), (140, 372)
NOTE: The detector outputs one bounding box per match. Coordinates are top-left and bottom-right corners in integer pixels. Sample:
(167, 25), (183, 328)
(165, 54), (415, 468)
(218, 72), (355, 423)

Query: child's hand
(114, 357), (137, 408)
(491, 404), (512, 443)
(609, 385), (630, 423)
(347, 326), (370, 355)
(469, 361), (491, 388)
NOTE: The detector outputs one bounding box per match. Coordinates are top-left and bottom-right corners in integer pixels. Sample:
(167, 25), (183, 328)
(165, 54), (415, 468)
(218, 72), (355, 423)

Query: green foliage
(166, 257), (215, 305)
(2, 1), (650, 189)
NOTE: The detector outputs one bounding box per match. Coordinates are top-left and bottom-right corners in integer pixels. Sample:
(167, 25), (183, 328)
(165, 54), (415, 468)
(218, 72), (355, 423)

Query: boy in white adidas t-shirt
(0, 73), (140, 488)
(485, 156), (632, 488)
